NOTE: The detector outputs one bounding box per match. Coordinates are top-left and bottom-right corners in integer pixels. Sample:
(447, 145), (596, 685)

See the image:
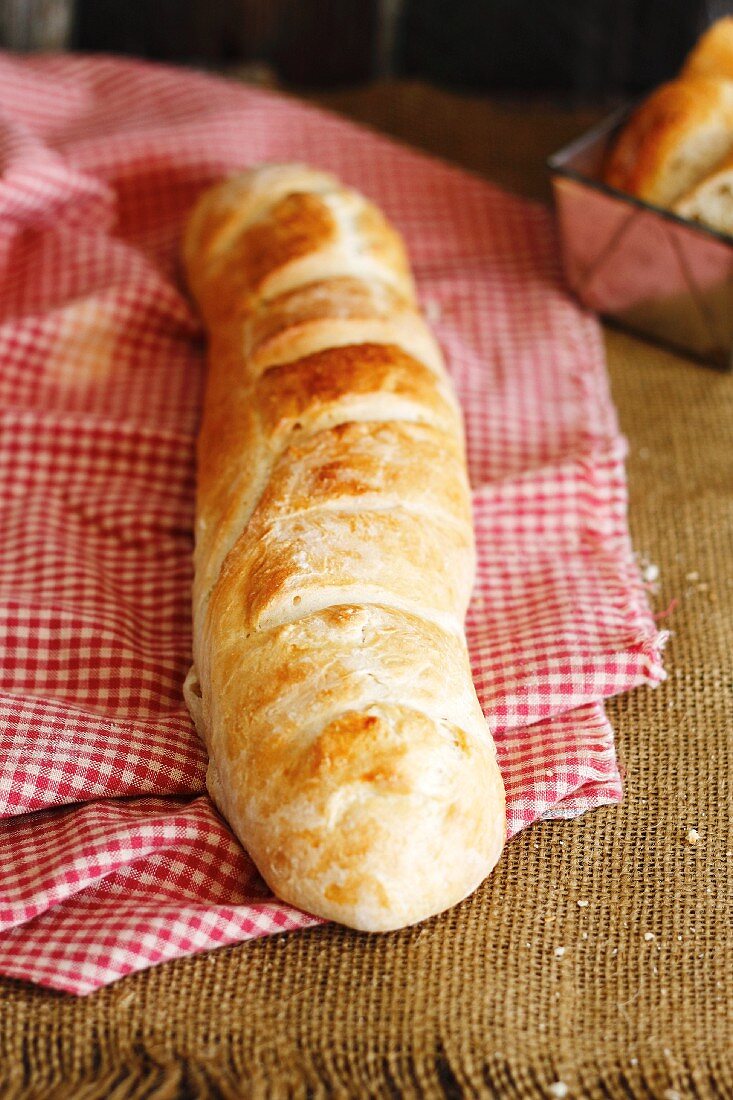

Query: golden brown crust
(207, 606), (489, 754)
(257, 343), (461, 440)
(203, 605), (505, 931)
(185, 166), (415, 324)
(196, 192), (339, 320)
(183, 165), (339, 285)
(682, 16), (733, 83)
(251, 421), (471, 528)
(241, 704), (503, 932)
(214, 507), (474, 634)
(183, 164), (506, 932)
(245, 277), (444, 376)
(603, 76), (733, 207)
(191, 342), (464, 631)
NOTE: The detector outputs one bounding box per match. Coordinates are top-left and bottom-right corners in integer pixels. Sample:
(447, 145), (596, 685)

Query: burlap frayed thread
(1, 1032), (732, 1099)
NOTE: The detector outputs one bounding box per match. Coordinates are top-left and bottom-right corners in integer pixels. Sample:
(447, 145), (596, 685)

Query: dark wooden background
(3, 0), (731, 99)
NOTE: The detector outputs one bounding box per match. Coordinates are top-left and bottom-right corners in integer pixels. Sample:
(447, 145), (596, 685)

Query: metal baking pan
(549, 105), (733, 370)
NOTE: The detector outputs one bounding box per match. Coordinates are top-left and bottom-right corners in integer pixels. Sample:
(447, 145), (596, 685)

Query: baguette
(682, 16), (733, 83)
(674, 150), (733, 235)
(182, 165), (506, 932)
(603, 76), (733, 207)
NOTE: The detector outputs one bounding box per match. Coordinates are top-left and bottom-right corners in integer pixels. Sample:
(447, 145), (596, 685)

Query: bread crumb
(644, 932), (655, 942)
(686, 828), (701, 845)
(548, 1083), (569, 1098)
(554, 946), (566, 958)
(577, 900), (589, 908)
(663, 1090), (681, 1100)
(642, 562), (659, 583)
(630, 1058), (638, 1066)
(581, 932), (588, 940)
(685, 571), (700, 582)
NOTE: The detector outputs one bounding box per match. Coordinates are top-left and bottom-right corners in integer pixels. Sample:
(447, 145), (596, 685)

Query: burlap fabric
(1, 84), (731, 1099)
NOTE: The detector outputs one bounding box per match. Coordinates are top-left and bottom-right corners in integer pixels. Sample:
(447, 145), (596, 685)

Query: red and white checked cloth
(0, 54), (666, 995)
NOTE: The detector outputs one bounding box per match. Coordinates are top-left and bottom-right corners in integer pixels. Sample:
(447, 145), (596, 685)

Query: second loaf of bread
(603, 75), (733, 206)
(182, 165), (506, 932)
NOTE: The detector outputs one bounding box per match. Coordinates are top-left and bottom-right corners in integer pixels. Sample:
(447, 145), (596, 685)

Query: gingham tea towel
(0, 54), (666, 994)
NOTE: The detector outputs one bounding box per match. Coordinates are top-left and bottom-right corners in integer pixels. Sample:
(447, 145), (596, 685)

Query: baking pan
(549, 105), (733, 370)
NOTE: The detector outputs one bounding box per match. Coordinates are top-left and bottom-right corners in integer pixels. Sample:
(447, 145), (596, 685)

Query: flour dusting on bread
(182, 165), (506, 932)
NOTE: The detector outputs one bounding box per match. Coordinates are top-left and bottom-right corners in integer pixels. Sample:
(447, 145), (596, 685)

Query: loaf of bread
(674, 151), (733, 234)
(182, 164), (506, 932)
(603, 75), (733, 207)
(682, 15), (733, 83)
(673, 17), (733, 236)
(603, 15), (733, 234)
